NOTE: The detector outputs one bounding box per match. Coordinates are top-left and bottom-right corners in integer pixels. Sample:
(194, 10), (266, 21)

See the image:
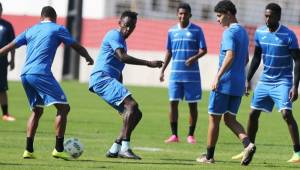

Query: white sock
(109, 143), (121, 154)
(121, 141), (130, 152)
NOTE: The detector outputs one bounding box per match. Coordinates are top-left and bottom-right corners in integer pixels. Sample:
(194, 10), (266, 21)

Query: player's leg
(23, 106), (44, 159)
(165, 82), (181, 143)
(187, 102), (197, 144)
(283, 110), (300, 163)
(118, 95), (142, 159)
(196, 91), (227, 163)
(0, 59), (15, 121)
(185, 81), (201, 144)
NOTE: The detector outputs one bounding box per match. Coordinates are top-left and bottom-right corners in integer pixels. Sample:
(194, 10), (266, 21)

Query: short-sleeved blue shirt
(89, 29), (126, 87)
(254, 24), (298, 84)
(167, 23), (206, 82)
(217, 23), (249, 96)
(14, 21), (75, 76)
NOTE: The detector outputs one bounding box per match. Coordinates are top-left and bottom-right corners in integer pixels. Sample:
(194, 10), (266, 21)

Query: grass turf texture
(0, 81), (300, 170)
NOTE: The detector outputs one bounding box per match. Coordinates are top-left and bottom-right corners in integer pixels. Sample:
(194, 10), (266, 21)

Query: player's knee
(125, 100), (138, 113)
(58, 104), (70, 115)
(136, 108), (142, 121)
(281, 110), (293, 122)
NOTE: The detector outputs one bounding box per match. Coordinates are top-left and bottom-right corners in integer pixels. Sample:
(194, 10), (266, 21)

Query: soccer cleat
(52, 149), (70, 161)
(118, 149), (141, 160)
(231, 151), (244, 160)
(196, 154), (215, 164)
(164, 135), (179, 143)
(241, 143), (256, 166)
(106, 151), (118, 158)
(2, 114), (16, 122)
(287, 151), (300, 163)
(187, 135), (196, 144)
(23, 150), (36, 159)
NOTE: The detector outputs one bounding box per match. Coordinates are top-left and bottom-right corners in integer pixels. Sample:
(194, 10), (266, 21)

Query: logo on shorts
(61, 95), (65, 99)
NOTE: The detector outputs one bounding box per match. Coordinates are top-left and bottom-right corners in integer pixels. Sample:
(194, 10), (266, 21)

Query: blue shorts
(89, 73), (131, 113)
(208, 91), (242, 116)
(21, 74), (68, 108)
(251, 82), (292, 112)
(169, 81), (201, 103)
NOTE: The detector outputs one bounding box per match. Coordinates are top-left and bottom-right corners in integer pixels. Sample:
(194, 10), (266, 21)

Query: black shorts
(0, 55), (8, 92)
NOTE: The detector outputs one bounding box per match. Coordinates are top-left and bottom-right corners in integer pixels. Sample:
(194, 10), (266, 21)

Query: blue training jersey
(90, 29), (126, 86)
(254, 24), (298, 84)
(217, 23), (249, 96)
(167, 23), (206, 82)
(14, 21), (75, 76)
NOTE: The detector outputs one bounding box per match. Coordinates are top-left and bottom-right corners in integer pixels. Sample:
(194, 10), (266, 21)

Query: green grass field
(1, 81), (300, 170)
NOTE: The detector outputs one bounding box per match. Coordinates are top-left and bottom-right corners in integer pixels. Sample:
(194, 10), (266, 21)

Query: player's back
(15, 21), (74, 76)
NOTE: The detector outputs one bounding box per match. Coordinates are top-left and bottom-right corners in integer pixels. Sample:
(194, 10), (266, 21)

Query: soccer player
(232, 3), (300, 163)
(160, 2), (207, 144)
(196, 0), (255, 165)
(0, 6), (94, 160)
(89, 11), (163, 160)
(0, 2), (16, 122)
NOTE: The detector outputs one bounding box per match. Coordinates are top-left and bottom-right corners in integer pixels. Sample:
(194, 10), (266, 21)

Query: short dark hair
(120, 10), (138, 20)
(214, 0), (236, 16)
(265, 3), (281, 18)
(41, 6), (57, 20)
(177, 2), (191, 13)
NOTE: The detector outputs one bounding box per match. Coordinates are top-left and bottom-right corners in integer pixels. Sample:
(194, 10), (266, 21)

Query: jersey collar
(177, 22), (191, 30)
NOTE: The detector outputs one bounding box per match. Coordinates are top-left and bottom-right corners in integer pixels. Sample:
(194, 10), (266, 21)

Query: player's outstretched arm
(115, 48), (163, 68)
(160, 51), (172, 82)
(290, 49), (300, 102)
(0, 41), (16, 57)
(71, 42), (94, 65)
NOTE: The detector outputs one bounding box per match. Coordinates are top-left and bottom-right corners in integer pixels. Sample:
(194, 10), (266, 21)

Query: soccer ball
(64, 138), (84, 159)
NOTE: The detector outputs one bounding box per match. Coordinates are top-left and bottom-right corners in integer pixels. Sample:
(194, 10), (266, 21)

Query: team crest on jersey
(0, 26), (3, 31)
(174, 33), (179, 37)
(186, 32), (192, 37)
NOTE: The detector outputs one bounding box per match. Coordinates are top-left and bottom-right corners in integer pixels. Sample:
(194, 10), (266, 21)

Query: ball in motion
(64, 138), (84, 159)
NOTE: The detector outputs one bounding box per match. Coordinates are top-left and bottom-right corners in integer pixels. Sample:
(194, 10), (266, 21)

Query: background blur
(2, 0), (300, 89)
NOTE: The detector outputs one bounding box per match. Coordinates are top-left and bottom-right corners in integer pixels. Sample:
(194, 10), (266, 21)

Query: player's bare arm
(290, 49), (300, 102)
(160, 50), (172, 82)
(71, 42), (94, 65)
(185, 48), (207, 67)
(0, 41), (16, 56)
(212, 50), (234, 90)
(115, 48), (163, 68)
(245, 46), (262, 95)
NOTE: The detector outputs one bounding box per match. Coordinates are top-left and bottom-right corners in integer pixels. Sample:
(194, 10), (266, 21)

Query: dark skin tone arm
(115, 48), (163, 68)
(160, 48), (207, 82)
(245, 46), (262, 96)
(290, 49), (300, 102)
(70, 42), (94, 65)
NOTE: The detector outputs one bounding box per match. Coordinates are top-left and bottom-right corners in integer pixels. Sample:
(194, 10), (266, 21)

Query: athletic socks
(294, 144), (300, 152)
(188, 125), (196, 136)
(109, 142), (121, 154)
(120, 140), (131, 152)
(242, 137), (251, 148)
(171, 122), (178, 136)
(206, 146), (215, 159)
(55, 136), (64, 152)
(26, 137), (34, 153)
(1, 104), (8, 115)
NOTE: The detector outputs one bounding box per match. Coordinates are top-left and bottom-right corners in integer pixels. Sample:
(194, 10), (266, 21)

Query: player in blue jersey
(160, 2), (207, 144)
(0, 6), (94, 160)
(231, 3), (300, 163)
(0, 3), (16, 122)
(89, 11), (163, 160)
(196, 0), (255, 165)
